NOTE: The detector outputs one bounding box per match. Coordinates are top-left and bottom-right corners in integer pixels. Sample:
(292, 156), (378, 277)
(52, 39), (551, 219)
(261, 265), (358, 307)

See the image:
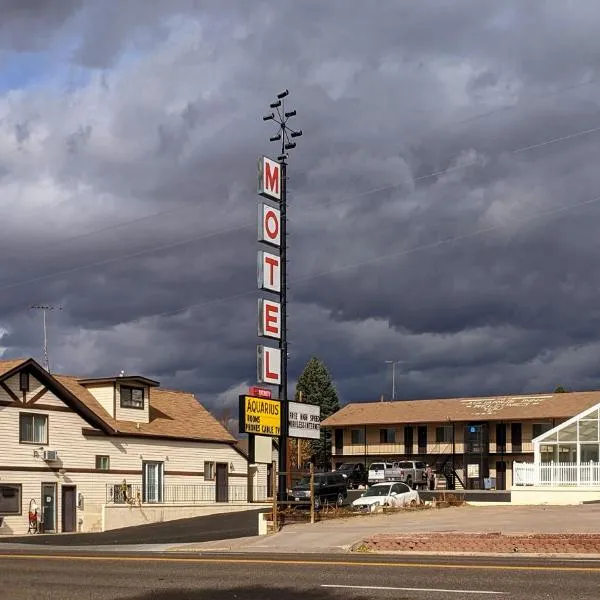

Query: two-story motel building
(321, 390), (600, 490)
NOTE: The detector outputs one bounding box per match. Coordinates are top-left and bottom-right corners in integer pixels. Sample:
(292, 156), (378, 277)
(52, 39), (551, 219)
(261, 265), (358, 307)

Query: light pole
(385, 360), (405, 401)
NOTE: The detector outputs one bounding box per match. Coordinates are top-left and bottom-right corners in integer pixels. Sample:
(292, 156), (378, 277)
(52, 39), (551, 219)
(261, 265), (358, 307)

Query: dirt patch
(353, 532), (600, 554)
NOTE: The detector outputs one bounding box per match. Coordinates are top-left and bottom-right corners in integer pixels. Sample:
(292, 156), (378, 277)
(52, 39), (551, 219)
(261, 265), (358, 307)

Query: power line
(0, 223), (251, 292)
(8, 75), (599, 259)
(3, 118), (600, 293)
(128, 188), (600, 324)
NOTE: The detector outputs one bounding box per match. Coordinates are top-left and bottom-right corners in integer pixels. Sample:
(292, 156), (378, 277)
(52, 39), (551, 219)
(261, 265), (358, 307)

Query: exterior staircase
(434, 455), (465, 491)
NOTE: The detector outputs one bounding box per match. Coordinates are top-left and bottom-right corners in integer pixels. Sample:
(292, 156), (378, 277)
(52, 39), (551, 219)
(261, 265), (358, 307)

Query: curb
(349, 549), (600, 559)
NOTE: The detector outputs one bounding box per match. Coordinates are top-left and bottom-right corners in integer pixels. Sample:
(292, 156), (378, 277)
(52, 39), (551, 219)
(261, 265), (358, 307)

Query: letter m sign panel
(258, 156), (281, 201)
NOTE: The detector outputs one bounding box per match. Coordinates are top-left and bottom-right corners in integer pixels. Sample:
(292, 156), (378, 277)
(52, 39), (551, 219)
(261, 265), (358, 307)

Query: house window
(95, 455), (110, 471)
(19, 413), (48, 444)
(120, 386), (144, 409)
(533, 423), (552, 439)
(204, 461), (215, 481)
(19, 372), (29, 392)
(142, 461), (164, 503)
(351, 429), (365, 445)
(0, 484), (21, 515)
(379, 428), (395, 444)
(436, 425), (453, 443)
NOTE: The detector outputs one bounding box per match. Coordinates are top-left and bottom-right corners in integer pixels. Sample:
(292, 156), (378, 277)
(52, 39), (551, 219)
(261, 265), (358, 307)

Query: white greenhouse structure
(513, 402), (600, 487)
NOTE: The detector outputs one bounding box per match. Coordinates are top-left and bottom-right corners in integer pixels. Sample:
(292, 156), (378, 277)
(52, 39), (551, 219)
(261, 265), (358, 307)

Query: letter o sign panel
(258, 203), (281, 248)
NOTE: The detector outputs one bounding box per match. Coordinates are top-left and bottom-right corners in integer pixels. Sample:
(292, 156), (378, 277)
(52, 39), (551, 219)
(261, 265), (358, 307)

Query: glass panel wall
(533, 403), (600, 465)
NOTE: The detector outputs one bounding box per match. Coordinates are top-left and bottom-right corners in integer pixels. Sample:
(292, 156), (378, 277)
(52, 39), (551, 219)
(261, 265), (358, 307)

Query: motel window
(19, 371), (29, 392)
(379, 428), (395, 444)
(95, 455), (110, 471)
(120, 386), (144, 409)
(350, 429), (365, 445)
(533, 423), (553, 439)
(435, 425), (453, 444)
(0, 484), (21, 515)
(19, 413), (48, 444)
(204, 461), (215, 481)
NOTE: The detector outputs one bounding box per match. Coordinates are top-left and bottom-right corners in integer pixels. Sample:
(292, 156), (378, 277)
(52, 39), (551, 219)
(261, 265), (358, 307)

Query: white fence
(513, 462), (600, 487)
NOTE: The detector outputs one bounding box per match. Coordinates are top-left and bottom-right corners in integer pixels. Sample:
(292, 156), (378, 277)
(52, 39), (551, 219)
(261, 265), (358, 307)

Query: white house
(0, 357), (262, 535)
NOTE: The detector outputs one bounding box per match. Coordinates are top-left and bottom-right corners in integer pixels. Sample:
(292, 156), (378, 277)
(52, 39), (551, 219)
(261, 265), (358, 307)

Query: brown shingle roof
(321, 392), (600, 427)
(0, 358), (28, 377)
(0, 358), (234, 444)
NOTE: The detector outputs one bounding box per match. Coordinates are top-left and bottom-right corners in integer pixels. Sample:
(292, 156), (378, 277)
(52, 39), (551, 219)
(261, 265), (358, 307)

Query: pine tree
(295, 356), (340, 468)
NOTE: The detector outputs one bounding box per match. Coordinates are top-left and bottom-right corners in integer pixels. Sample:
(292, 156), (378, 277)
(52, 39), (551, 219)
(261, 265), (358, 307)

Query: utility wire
(0, 118), (600, 290)
(3, 119), (600, 293)
(129, 189), (600, 324)
(18, 75), (600, 252)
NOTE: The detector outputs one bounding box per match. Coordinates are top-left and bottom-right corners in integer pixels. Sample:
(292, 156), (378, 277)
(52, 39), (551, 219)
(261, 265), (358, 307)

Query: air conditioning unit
(43, 450), (58, 462)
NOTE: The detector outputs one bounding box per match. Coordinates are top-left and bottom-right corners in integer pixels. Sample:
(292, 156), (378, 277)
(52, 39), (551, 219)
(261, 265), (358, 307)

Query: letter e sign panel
(257, 156), (281, 201)
(258, 299), (281, 339)
(257, 345), (281, 385)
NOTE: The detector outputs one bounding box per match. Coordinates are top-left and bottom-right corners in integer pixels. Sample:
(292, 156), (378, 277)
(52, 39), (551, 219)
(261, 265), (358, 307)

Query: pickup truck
(336, 462), (367, 489)
(368, 460), (428, 489)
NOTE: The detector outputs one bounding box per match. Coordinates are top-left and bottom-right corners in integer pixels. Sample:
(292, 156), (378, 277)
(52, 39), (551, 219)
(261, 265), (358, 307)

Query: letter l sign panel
(257, 345), (281, 385)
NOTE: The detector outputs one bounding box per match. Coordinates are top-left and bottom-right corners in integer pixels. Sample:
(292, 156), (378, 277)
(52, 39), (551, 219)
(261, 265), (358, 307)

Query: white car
(351, 481), (419, 512)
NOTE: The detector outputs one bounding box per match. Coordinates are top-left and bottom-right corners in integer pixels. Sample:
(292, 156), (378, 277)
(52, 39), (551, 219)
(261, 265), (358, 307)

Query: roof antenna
(30, 305), (62, 373)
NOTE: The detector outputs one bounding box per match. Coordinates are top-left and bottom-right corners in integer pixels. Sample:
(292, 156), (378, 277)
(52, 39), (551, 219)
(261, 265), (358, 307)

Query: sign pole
(278, 157), (288, 501)
(262, 90), (302, 503)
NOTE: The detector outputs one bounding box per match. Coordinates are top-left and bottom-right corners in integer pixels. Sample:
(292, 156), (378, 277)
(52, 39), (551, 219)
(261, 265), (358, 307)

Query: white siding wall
(114, 382), (150, 424)
(84, 384), (115, 417)
(0, 374), (247, 534)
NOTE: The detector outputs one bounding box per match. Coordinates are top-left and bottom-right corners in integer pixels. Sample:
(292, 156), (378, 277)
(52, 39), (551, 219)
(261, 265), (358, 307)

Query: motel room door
(216, 463), (229, 503)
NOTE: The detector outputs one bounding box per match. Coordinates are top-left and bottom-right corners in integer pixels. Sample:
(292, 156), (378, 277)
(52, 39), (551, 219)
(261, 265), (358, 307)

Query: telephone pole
(30, 305), (62, 373)
(263, 90), (302, 501)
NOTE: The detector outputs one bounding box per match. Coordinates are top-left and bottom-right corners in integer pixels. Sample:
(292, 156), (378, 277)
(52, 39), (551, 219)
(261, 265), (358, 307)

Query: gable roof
(321, 391), (600, 428)
(0, 358), (235, 444)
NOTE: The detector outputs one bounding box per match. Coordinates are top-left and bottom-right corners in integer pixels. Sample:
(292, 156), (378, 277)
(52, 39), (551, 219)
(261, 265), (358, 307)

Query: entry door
(142, 461), (164, 503)
(41, 483), (57, 532)
(496, 461), (507, 491)
(404, 426), (413, 455)
(417, 426), (427, 454)
(216, 463), (229, 503)
(61, 486), (77, 533)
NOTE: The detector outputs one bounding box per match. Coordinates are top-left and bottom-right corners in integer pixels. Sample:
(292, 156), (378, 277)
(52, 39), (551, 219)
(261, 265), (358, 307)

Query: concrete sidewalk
(170, 504), (600, 554)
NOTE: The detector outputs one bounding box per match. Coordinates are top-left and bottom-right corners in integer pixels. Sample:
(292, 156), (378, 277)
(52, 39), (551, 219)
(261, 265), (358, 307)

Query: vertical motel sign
(257, 156), (282, 386)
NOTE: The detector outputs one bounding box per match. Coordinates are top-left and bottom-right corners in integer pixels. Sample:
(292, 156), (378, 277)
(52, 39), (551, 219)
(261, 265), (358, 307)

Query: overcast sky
(2, 1), (600, 414)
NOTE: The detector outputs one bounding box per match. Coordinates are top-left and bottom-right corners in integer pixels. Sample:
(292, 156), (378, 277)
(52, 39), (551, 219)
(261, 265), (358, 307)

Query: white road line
(321, 584), (506, 595)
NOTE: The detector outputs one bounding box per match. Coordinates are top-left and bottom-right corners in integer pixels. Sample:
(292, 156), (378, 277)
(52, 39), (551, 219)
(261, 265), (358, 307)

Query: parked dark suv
(336, 462), (367, 489)
(290, 471), (348, 509)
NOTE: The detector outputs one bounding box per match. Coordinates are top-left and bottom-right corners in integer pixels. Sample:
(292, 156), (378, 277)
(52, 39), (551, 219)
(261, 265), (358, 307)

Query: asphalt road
(0, 552), (598, 599)
(0, 509), (266, 546)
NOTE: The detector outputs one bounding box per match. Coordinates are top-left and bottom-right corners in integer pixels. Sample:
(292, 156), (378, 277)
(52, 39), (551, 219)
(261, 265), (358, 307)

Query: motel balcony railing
(513, 461), (600, 487)
(105, 483), (270, 504)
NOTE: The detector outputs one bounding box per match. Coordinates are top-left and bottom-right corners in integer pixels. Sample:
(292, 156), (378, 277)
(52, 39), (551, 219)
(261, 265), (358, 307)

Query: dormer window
(120, 386), (144, 409)
(19, 372), (29, 392)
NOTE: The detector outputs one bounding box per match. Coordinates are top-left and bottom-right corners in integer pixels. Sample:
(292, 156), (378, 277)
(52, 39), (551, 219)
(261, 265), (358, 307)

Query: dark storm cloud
(2, 1), (600, 410)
